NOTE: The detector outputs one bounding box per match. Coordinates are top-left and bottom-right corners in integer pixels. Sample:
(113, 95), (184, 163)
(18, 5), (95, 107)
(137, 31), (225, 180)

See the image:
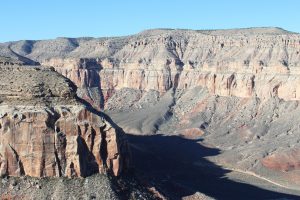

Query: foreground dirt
(0, 174), (158, 200)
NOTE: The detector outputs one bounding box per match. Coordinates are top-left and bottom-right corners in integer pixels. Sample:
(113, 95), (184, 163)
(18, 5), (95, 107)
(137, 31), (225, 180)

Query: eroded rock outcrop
(0, 66), (129, 177)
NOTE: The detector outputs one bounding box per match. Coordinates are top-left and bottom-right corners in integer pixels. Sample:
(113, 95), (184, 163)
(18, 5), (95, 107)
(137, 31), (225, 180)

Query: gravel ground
(0, 174), (158, 200)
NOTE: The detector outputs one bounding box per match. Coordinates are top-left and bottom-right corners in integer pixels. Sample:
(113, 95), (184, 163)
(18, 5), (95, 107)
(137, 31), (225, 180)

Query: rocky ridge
(0, 65), (129, 178)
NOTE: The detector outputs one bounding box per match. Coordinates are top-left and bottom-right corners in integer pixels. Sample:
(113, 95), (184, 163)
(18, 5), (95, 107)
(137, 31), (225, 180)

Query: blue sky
(0, 0), (299, 42)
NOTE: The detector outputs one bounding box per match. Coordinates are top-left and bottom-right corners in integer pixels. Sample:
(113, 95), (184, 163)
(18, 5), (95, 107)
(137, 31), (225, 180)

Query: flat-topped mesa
(0, 65), (129, 178)
(2, 27), (300, 106)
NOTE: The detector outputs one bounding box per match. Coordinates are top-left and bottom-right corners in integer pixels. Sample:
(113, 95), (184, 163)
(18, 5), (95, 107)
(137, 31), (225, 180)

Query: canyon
(1, 27), (300, 199)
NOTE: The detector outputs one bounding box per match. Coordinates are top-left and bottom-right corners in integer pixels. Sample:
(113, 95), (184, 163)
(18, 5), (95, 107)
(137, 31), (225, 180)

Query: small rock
(89, 194), (96, 199)
(1, 178), (8, 184)
(11, 179), (17, 186)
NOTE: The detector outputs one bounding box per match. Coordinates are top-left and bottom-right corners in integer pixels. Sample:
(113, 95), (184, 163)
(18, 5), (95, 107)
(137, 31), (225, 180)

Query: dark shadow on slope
(76, 97), (158, 199)
(76, 135), (99, 177)
(74, 97), (300, 199)
(75, 96), (117, 127)
(126, 134), (300, 200)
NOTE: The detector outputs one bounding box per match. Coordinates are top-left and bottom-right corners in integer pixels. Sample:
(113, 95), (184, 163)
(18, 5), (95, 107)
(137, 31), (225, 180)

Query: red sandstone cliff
(0, 66), (129, 178)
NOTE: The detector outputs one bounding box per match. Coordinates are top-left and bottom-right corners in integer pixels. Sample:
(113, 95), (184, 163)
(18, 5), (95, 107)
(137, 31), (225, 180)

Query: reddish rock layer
(0, 106), (128, 177)
(261, 149), (300, 172)
(0, 66), (129, 177)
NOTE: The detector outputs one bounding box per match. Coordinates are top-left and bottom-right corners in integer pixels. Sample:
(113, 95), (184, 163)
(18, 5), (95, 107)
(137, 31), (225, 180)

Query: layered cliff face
(1, 27), (300, 192)
(3, 27), (298, 108)
(0, 66), (129, 178)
